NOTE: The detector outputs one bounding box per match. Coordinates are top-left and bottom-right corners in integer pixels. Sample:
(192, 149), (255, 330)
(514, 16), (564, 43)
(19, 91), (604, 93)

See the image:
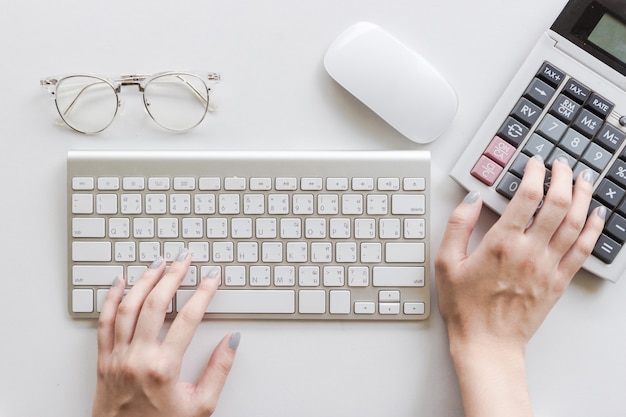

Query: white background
(1, 0), (625, 416)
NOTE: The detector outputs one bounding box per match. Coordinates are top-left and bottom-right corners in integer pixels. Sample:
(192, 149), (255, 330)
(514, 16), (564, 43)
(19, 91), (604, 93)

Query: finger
(97, 277), (126, 357)
(496, 156), (546, 232)
(194, 332), (240, 412)
(528, 157), (574, 241)
(114, 257), (166, 346)
(132, 248), (192, 343)
(162, 267), (221, 358)
(548, 168), (594, 255)
(558, 206), (606, 280)
(436, 191), (483, 265)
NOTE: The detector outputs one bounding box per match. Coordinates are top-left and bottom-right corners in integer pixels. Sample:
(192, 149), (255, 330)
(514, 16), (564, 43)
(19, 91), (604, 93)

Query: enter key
(385, 242), (425, 263)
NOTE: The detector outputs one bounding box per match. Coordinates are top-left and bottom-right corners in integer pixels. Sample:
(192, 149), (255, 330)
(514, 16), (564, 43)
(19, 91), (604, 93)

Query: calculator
(450, 0), (626, 282)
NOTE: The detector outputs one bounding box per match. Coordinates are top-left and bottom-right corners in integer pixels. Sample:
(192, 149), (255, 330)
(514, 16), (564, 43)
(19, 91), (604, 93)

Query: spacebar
(177, 289), (296, 314)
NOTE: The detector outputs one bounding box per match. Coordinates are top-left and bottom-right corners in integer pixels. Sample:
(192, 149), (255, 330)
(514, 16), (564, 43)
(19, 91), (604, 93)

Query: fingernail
(532, 154), (544, 163)
(176, 248), (190, 262)
(111, 276), (123, 287)
(205, 266), (220, 279)
(229, 332), (241, 350)
(463, 190), (480, 204)
(582, 169), (594, 183)
(150, 256), (164, 269)
(556, 156), (570, 165)
(597, 206), (608, 221)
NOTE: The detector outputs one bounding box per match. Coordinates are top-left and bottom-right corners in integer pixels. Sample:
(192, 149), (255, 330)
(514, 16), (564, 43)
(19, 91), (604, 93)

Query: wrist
(448, 335), (533, 417)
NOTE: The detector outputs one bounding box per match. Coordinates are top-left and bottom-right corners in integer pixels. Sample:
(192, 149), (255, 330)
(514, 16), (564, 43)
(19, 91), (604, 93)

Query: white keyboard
(68, 150), (430, 320)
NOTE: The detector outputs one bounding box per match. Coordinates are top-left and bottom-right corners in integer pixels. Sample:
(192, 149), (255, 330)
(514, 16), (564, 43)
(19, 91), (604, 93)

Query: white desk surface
(1, 0), (625, 416)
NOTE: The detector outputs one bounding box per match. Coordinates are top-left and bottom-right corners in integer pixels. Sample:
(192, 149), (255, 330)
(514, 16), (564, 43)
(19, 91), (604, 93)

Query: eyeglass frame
(40, 71), (221, 134)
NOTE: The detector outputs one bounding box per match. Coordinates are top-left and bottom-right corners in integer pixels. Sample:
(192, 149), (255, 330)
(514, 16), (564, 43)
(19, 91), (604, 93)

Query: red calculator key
(484, 136), (517, 167)
(470, 155), (504, 186)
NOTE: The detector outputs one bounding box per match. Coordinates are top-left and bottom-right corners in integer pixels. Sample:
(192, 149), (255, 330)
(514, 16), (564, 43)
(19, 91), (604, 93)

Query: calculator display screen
(587, 13), (626, 65)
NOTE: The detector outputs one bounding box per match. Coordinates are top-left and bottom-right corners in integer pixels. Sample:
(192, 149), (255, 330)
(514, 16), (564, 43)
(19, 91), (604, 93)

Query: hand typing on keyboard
(93, 249), (240, 417)
(435, 156), (606, 417)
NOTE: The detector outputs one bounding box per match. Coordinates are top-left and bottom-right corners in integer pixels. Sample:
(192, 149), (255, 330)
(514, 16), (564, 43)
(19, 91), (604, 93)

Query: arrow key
(523, 77), (555, 107)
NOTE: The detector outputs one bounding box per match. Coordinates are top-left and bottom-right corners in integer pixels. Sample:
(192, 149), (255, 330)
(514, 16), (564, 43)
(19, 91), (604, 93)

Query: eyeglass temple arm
(40, 78), (112, 117)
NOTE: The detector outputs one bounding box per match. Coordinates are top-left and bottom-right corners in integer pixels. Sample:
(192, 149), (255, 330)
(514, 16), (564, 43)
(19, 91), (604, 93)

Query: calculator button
(558, 129), (590, 158)
(508, 153), (530, 177)
(593, 234), (621, 264)
(522, 133), (554, 160)
(484, 136), (516, 167)
(606, 213), (626, 243)
(562, 79), (591, 103)
(496, 172), (522, 199)
(511, 98), (542, 127)
(595, 124), (626, 153)
(586, 92), (614, 118)
(581, 142), (613, 172)
(523, 78), (555, 106)
(607, 159), (626, 188)
(536, 62), (565, 87)
(536, 114), (568, 142)
(594, 179), (625, 209)
(470, 155), (504, 186)
(497, 117), (529, 146)
(549, 94), (581, 123)
(573, 109), (603, 138)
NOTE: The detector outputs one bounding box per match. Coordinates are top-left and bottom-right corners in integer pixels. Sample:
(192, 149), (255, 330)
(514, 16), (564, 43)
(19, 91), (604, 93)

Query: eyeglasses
(40, 71), (220, 134)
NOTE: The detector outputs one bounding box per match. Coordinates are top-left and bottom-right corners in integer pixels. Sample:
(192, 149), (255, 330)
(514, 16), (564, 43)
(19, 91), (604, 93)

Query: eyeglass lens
(143, 74), (210, 131)
(54, 76), (118, 134)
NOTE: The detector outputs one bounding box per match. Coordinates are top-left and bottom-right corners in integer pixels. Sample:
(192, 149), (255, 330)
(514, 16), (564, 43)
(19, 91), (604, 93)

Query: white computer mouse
(324, 22), (458, 144)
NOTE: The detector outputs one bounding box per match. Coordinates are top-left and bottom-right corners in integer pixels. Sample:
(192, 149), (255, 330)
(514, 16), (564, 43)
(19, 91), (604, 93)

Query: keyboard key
(72, 289), (94, 313)
(72, 218), (105, 238)
(72, 265), (123, 285)
(523, 77), (555, 106)
(593, 234), (621, 264)
(373, 266), (425, 287)
(298, 290), (326, 314)
(72, 177), (94, 190)
(391, 194), (425, 215)
(385, 242), (425, 263)
(177, 289), (296, 314)
(72, 242), (111, 262)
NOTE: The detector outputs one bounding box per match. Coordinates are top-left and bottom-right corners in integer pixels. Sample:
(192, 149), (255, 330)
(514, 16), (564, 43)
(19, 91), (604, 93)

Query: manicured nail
(532, 154), (544, 163)
(229, 332), (241, 350)
(556, 156), (570, 165)
(205, 266), (220, 279)
(150, 256), (164, 269)
(597, 206), (608, 221)
(176, 248), (190, 262)
(463, 190), (480, 204)
(111, 276), (124, 287)
(582, 169), (594, 183)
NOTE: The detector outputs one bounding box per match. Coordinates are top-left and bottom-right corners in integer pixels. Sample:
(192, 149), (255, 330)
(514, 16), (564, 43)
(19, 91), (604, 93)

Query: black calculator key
(573, 109), (603, 138)
(595, 123), (626, 153)
(607, 159), (626, 188)
(509, 153), (530, 177)
(549, 94), (581, 123)
(512, 98), (542, 127)
(586, 92), (614, 118)
(524, 78), (556, 106)
(537, 62), (565, 87)
(498, 117), (529, 146)
(606, 213), (626, 243)
(594, 178), (625, 209)
(496, 172), (522, 199)
(563, 79), (591, 103)
(593, 234), (622, 264)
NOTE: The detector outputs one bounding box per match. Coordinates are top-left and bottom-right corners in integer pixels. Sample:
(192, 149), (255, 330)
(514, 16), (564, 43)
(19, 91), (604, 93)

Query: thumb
(437, 191), (483, 263)
(194, 332), (240, 413)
